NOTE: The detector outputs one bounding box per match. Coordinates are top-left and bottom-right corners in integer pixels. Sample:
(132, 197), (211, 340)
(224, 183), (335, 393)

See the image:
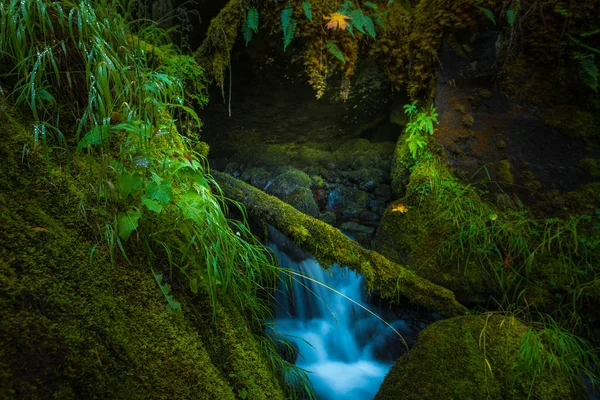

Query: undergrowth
(0, 0), (313, 397)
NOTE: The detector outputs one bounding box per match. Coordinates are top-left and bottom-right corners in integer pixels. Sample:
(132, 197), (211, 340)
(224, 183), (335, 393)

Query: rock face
(375, 315), (579, 400)
(433, 30), (600, 204)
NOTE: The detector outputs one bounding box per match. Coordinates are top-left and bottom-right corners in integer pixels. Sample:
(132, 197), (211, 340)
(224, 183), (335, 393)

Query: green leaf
(247, 7), (259, 31)
(578, 55), (599, 92)
(326, 40), (345, 63)
(117, 173), (141, 199)
(242, 19), (253, 47)
(302, 1), (312, 21)
(350, 8), (367, 34)
(364, 2), (378, 9)
(142, 197), (164, 213)
(477, 6), (496, 26)
(507, 8), (516, 25)
(77, 125), (108, 150)
(281, 6), (296, 52)
(153, 272), (182, 316)
(117, 209), (142, 241)
(387, 0), (394, 4)
(364, 15), (376, 38)
(146, 182), (173, 205)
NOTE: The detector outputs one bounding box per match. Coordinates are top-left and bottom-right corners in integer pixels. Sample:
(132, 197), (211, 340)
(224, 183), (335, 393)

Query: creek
(267, 227), (432, 400)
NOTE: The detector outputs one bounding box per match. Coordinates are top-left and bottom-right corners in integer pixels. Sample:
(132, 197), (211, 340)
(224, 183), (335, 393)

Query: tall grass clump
(0, 1), (313, 396)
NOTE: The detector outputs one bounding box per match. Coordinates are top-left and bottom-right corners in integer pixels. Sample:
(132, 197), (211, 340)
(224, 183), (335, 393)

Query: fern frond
(281, 6), (296, 51)
(242, 19), (252, 47)
(247, 7), (259, 31)
(326, 40), (345, 64)
(577, 54), (599, 92)
(302, 1), (312, 21)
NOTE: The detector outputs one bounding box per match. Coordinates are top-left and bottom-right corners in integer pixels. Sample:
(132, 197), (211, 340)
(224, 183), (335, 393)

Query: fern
(302, 1), (312, 21)
(476, 5), (496, 25)
(576, 53), (599, 92)
(281, 6), (296, 51)
(247, 7), (259, 31)
(242, 7), (259, 47)
(507, 8), (516, 25)
(326, 40), (345, 63)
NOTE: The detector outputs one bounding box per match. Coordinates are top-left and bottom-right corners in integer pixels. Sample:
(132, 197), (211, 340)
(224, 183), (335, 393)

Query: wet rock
(241, 167), (271, 190)
(224, 162), (241, 178)
(346, 168), (385, 187)
(359, 211), (380, 226)
(318, 212), (336, 226)
(359, 180), (377, 192)
(327, 186), (369, 210)
(267, 169), (312, 196)
(266, 168), (319, 217)
(339, 222), (375, 247)
(374, 184), (392, 202)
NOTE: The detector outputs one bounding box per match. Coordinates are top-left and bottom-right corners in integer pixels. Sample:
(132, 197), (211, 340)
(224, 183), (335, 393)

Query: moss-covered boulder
(0, 110), (285, 400)
(375, 315), (580, 400)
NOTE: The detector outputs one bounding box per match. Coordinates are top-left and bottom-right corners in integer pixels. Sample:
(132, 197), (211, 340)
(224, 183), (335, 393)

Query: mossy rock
(0, 108), (285, 400)
(375, 315), (580, 400)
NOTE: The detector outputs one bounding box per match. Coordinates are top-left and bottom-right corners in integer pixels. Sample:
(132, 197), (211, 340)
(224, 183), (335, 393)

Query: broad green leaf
(364, 2), (378, 9)
(117, 173), (141, 199)
(146, 182), (173, 205)
(117, 209), (142, 241)
(142, 197), (164, 213)
(77, 125), (107, 150)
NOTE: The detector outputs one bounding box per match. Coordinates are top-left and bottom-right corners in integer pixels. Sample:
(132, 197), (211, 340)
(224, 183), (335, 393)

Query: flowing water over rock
(267, 227), (425, 400)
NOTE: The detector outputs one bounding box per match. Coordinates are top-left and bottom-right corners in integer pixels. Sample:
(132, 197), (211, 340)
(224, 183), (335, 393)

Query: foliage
(403, 101), (438, 160)
(0, 1), (313, 397)
(515, 314), (599, 394)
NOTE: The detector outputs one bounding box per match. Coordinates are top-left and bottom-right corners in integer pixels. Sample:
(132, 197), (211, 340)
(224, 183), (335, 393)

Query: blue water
(268, 227), (414, 400)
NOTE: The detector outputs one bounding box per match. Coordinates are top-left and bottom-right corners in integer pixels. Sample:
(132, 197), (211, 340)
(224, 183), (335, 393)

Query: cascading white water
(268, 227), (417, 400)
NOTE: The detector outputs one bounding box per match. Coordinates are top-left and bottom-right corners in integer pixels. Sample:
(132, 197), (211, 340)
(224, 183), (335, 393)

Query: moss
(0, 108), (284, 399)
(212, 171), (468, 317)
(544, 106), (597, 139)
(375, 315), (579, 400)
(579, 158), (599, 176)
(497, 159), (515, 187)
(462, 113), (475, 127)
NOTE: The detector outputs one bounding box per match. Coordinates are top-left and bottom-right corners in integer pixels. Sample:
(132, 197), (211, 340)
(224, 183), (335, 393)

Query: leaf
(142, 197), (164, 213)
(326, 40), (345, 64)
(324, 12), (351, 31)
(242, 19), (252, 47)
(146, 182), (173, 205)
(153, 272), (182, 316)
(507, 8), (516, 25)
(247, 7), (259, 31)
(477, 6), (496, 26)
(387, 0), (395, 4)
(578, 55), (599, 92)
(364, 15), (376, 38)
(364, 2), (378, 9)
(302, 1), (312, 21)
(116, 173), (141, 199)
(117, 209), (142, 241)
(391, 203), (408, 213)
(77, 125), (107, 150)
(281, 6), (296, 51)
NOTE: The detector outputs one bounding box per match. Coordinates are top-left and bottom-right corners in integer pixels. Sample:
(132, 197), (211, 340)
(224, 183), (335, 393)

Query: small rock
(359, 211), (380, 226)
(374, 184), (392, 201)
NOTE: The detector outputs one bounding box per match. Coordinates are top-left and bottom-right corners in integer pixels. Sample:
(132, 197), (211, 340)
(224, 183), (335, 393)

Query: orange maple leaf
(391, 203), (408, 213)
(324, 12), (351, 31)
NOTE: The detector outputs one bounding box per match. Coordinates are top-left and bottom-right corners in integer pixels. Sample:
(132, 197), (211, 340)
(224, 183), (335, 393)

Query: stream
(267, 227), (430, 399)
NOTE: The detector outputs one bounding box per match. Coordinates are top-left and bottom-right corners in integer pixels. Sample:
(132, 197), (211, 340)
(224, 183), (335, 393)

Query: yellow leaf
(324, 12), (351, 31)
(391, 203), (408, 213)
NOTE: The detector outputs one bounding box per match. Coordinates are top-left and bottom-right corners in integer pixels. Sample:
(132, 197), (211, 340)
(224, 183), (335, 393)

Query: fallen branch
(213, 171), (468, 317)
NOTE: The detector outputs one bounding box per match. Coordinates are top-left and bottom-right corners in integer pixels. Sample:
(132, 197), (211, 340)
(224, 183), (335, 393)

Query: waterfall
(267, 227), (418, 400)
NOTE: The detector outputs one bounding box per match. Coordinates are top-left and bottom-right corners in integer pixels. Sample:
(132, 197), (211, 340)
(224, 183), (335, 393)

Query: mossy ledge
(0, 110), (285, 400)
(212, 171), (468, 317)
(375, 315), (581, 400)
